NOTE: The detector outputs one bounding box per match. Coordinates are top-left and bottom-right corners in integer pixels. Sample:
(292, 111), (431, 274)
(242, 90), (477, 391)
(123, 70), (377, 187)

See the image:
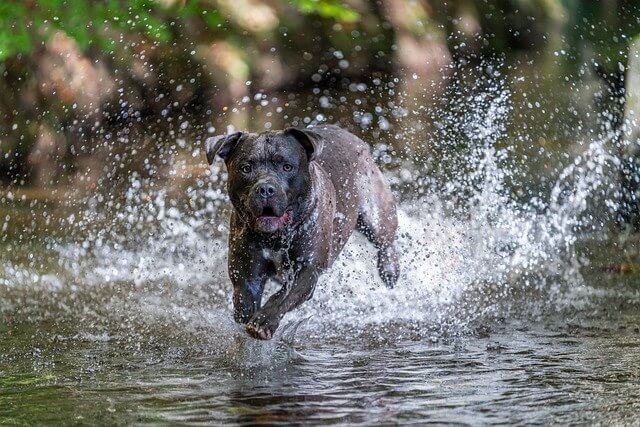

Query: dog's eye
(282, 164), (293, 172)
(240, 164), (252, 174)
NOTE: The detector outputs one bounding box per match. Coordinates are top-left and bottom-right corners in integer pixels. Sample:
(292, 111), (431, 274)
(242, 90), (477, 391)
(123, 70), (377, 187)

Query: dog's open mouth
(260, 206), (277, 217)
(255, 206), (292, 233)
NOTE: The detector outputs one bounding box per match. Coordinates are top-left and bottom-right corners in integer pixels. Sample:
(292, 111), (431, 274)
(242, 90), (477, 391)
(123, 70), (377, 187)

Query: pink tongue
(259, 211), (290, 223)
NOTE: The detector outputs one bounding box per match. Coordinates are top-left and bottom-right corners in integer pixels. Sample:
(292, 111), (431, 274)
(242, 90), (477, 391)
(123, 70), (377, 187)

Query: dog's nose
(257, 183), (276, 199)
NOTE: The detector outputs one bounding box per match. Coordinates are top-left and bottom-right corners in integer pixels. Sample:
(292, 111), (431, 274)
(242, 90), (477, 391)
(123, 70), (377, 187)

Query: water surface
(1, 58), (640, 424)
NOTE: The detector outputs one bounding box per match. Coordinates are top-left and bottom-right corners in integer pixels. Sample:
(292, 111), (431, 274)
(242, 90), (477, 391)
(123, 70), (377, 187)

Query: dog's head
(205, 128), (323, 234)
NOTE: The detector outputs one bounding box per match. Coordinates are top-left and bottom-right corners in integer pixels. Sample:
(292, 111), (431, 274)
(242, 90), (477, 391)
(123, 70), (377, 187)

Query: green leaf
(291, 0), (360, 23)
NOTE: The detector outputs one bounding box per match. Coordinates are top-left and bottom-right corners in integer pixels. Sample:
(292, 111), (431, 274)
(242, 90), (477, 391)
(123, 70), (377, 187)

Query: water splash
(0, 67), (625, 346)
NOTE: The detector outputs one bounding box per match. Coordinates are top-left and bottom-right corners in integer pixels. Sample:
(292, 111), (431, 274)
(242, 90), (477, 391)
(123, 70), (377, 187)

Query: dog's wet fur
(206, 124), (399, 340)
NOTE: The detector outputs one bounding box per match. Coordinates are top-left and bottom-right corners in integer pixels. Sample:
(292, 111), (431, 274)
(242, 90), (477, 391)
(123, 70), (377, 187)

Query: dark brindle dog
(205, 124), (399, 340)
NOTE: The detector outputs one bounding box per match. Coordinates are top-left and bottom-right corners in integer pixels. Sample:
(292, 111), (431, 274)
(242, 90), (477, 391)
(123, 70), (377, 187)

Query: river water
(1, 58), (640, 424)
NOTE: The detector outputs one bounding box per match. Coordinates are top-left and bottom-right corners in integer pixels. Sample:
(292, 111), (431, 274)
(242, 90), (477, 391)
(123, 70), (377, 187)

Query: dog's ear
(285, 128), (323, 162)
(205, 132), (244, 164)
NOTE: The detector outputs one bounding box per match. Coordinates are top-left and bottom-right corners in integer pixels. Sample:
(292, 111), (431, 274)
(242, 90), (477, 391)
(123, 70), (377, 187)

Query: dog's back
(310, 125), (398, 272)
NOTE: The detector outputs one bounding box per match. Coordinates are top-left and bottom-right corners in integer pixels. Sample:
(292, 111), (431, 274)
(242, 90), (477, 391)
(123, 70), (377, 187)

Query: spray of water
(0, 67), (624, 349)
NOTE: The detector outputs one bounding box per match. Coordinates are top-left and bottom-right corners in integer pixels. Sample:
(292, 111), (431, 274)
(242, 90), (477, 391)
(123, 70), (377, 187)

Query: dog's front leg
(228, 233), (271, 324)
(245, 265), (319, 340)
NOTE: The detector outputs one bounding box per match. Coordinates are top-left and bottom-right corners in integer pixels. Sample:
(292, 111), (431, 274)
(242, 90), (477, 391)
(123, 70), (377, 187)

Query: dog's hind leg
(356, 168), (400, 288)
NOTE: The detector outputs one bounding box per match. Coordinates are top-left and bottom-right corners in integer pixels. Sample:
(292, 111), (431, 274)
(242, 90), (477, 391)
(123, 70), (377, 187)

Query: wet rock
(255, 53), (295, 92)
(382, 0), (452, 82)
(196, 42), (250, 106)
(37, 31), (116, 118)
(27, 125), (65, 187)
(474, 324), (491, 338)
(449, 0), (482, 55)
(218, 0), (279, 33)
(486, 342), (505, 352)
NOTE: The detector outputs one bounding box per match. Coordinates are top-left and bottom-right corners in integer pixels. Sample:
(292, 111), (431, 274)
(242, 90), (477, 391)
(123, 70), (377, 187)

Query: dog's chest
(262, 248), (286, 271)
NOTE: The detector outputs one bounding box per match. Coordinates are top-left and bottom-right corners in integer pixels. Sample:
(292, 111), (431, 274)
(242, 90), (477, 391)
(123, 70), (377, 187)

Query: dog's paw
(246, 317), (278, 340)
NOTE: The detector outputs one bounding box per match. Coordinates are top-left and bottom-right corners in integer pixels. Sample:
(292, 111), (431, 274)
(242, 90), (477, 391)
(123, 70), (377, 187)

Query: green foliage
(0, 2), (32, 59)
(291, 0), (359, 23)
(0, 0), (360, 61)
(0, 0), (174, 59)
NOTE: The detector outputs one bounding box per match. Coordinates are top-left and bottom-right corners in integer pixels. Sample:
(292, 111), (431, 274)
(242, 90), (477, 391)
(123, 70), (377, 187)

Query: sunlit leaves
(0, 0), (359, 62)
(291, 0), (359, 23)
(0, 3), (31, 60)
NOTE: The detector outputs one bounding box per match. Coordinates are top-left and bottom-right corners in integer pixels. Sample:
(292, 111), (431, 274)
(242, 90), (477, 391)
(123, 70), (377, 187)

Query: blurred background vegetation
(0, 0), (639, 190)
